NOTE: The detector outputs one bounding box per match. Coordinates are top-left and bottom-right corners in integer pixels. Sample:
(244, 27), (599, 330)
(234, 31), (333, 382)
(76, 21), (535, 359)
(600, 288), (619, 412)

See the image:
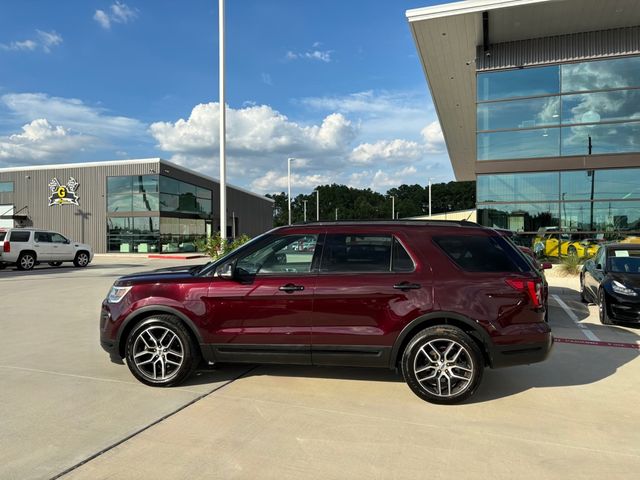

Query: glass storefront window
(561, 169), (640, 201)
(562, 90), (640, 125)
(477, 172), (559, 203)
(132, 193), (159, 211)
(477, 128), (560, 160)
(561, 121), (640, 156)
(477, 203), (560, 232)
(107, 176), (132, 194)
(134, 175), (158, 193)
(561, 56), (640, 93)
(159, 176), (180, 195)
(0, 181), (13, 192)
(477, 97), (560, 131)
(561, 201), (640, 232)
(477, 65), (559, 102)
(197, 186), (211, 199)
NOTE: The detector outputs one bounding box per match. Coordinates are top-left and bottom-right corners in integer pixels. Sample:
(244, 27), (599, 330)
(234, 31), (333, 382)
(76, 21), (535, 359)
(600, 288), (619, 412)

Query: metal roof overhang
(407, 0), (640, 181)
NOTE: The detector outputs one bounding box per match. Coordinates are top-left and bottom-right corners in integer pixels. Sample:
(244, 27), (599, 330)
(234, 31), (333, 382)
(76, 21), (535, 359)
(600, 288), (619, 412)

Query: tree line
(266, 181), (476, 226)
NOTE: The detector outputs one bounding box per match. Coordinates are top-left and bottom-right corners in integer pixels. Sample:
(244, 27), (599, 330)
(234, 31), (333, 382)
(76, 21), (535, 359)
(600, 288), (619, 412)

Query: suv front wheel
(73, 251), (90, 268)
(401, 325), (484, 405)
(125, 315), (199, 387)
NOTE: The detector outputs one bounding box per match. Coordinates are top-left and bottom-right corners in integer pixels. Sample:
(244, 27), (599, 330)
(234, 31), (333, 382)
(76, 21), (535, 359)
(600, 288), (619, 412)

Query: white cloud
(250, 171), (332, 192)
(351, 139), (423, 165)
(261, 73), (273, 86)
(0, 119), (91, 165)
(94, 10), (111, 29)
(348, 166), (419, 191)
(1, 92), (146, 139)
(421, 121), (445, 153)
(285, 48), (332, 63)
(149, 102), (357, 162)
(94, 2), (138, 29)
(0, 30), (62, 53)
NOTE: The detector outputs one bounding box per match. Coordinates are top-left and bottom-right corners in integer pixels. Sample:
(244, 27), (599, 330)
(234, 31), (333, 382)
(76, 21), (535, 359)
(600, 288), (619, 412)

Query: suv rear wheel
(17, 252), (36, 271)
(125, 315), (199, 387)
(401, 325), (483, 405)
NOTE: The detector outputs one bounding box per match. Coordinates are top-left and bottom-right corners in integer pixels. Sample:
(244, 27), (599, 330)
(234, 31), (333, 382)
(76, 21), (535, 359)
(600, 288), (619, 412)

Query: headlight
(107, 285), (132, 303)
(612, 280), (637, 297)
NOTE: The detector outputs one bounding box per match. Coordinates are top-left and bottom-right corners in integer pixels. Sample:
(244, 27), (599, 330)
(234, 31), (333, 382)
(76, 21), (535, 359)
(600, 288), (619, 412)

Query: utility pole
(287, 157), (294, 225)
(316, 189), (320, 221)
(428, 178), (432, 218)
(391, 196), (395, 219)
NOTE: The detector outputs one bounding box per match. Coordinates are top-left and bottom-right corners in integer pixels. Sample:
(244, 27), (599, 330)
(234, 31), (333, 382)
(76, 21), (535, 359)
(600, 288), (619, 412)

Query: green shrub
(198, 232), (251, 260)
(557, 254), (582, 276)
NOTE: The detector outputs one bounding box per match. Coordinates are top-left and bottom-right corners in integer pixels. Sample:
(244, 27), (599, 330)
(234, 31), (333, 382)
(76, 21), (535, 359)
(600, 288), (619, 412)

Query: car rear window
(0, 231), (5, 241)
(9, 231), (30, 242)
(433, 234), (532, 273)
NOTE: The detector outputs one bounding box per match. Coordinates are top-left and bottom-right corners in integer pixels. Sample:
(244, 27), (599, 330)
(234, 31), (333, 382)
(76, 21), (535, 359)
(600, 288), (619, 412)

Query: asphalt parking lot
(1, 257), (639, 479)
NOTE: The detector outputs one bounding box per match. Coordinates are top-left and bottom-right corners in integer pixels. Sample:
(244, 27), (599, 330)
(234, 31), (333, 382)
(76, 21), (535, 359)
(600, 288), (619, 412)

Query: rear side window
(0, 232), (5, 241)
(321, 234), (392, 272)
(433, 235), (531, 273)
(9, 231), (30, 242)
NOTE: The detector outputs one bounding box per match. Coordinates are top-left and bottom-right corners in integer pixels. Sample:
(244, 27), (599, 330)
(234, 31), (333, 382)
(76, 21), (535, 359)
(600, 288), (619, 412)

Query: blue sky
(0, 0), (452, 194)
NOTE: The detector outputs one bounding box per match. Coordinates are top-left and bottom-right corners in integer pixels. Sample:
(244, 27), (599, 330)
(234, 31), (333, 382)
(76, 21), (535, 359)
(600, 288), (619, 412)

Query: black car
(580, 244), (640, 325)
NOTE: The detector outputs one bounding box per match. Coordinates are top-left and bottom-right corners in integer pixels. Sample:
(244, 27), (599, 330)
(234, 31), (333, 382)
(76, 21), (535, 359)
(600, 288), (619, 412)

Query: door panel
(204, 275), (315, 364)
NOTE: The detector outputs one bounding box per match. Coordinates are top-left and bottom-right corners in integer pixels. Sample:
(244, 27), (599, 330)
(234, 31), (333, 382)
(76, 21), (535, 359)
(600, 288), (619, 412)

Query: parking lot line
(551, 294), (600, 342)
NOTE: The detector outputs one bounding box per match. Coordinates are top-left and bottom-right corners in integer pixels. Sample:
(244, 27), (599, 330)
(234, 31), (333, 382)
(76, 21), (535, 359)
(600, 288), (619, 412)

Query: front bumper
(608, 295), (640, 323)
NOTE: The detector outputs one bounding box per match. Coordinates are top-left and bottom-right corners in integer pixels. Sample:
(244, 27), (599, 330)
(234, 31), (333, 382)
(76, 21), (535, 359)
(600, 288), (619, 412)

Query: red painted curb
(147, 254), (207, 260)
(555, 337), (640, 350)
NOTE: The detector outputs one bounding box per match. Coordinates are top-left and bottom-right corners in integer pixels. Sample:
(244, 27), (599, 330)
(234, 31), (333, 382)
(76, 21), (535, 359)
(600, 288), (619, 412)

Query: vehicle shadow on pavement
(0, 264), (145, 278)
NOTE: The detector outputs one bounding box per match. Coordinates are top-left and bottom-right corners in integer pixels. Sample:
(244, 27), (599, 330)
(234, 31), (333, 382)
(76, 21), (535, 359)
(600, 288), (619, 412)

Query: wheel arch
(116, 306), (204, 358)
(389, 312), (492, 369)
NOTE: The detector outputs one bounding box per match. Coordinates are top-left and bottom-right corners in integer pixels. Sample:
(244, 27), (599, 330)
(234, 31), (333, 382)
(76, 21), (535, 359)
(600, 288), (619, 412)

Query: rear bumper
(489, 333), (554, 368)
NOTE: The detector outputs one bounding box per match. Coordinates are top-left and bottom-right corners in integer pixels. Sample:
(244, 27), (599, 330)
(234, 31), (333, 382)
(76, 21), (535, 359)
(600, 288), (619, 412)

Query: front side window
(50, 233), (68, 244)
(236, 234), (318, 275)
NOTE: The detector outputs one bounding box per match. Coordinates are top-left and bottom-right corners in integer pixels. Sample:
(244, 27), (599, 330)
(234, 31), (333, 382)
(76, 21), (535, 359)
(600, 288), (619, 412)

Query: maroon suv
(100, 221), (553, 404)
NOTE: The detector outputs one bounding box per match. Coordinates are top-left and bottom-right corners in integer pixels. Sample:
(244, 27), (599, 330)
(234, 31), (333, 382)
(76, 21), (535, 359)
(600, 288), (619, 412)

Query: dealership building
(408, 0), (640, 240)
(0, 158), (273, 253)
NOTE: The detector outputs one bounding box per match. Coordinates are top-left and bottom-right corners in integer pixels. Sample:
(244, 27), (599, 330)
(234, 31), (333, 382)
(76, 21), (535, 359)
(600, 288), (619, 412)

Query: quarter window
(9, 231), (30, 242)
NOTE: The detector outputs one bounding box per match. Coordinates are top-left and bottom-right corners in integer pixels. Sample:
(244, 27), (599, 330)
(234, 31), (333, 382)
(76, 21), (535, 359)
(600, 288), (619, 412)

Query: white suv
(0, 228), (93, 271)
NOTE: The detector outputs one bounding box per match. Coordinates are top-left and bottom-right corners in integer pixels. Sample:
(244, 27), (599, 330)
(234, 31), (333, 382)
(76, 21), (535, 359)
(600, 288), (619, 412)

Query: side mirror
(216, 262), (235, 279)
(540, 262), (552, 270)
(65, 239), (70, 244)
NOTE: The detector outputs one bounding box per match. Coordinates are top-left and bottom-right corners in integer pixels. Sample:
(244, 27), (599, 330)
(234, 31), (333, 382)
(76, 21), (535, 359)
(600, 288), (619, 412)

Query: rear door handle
(393, 282), (421, 291)
(279, 283), (305, 293)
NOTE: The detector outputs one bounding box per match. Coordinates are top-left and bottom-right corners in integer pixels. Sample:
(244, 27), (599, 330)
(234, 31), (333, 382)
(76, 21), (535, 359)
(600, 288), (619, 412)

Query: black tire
(401, 325), (484, 405)
(598, 289), (614, 325)
(17, 252), (36, 271)
(125, 315), (200, 387)
(48, 261), (63, 267)
(579, 275), (588, 303)
(0, 263), (6, 270)
(73, 251), (90, 268)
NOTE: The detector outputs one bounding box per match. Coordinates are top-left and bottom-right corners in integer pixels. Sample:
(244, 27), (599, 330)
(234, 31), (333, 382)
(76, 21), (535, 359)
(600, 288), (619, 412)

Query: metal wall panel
(477, 26), (640, 71)
(0, 159), (274, 253)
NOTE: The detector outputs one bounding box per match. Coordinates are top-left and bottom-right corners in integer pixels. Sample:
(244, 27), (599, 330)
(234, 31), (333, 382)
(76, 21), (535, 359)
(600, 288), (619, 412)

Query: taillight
(506, 278), (542, 308)
(2, 242), (9, 253)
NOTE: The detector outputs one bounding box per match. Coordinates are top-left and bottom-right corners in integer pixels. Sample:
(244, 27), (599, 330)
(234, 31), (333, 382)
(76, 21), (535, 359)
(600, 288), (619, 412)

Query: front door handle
(393, 282), (421, 291)
(279, 283), (305, 293)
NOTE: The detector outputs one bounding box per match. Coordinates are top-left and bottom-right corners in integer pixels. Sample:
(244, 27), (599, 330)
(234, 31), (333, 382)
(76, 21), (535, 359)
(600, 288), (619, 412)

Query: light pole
(287, 157), (294, 225)
(315, 189), (320, 221)
(302, 199), (308, 222)
(335, 208), (338, 220)
(428, 178), (432, 218)
(219, 0), (227, 240)
(391, 195), (395, 220)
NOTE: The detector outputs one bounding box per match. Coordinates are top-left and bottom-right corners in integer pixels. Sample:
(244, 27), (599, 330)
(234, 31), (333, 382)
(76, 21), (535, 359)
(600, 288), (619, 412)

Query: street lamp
(302, 199), (308, 222)
(315, 189), (320, 221)
(287, 157), (294, 225)
(428, 178), (433, 218)
(391, 195), (396, 220)
(219, 0), (227, 240)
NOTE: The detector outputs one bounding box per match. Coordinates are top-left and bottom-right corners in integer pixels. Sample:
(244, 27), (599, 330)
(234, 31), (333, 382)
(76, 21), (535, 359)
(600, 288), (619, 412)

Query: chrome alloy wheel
(413, 339), (474, 398)
(132, 326), (184, 381)
(76, 253), (89, 266)
(20, 254), (35, 270)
